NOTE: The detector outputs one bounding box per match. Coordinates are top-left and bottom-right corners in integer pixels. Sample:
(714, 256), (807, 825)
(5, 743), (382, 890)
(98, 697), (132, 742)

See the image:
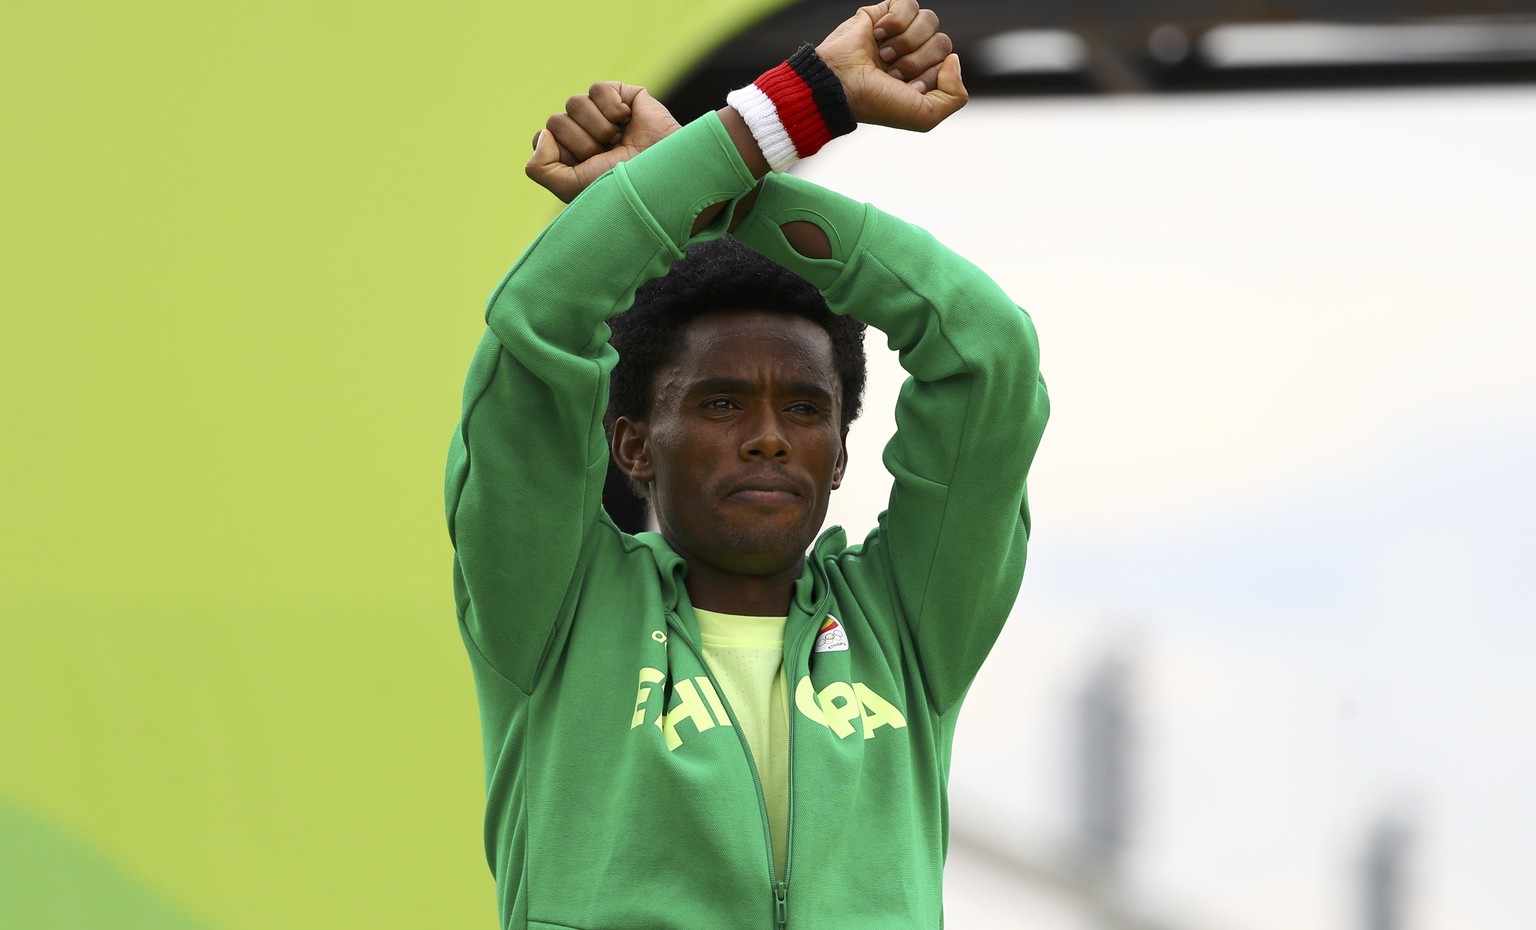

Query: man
(445, 2), (1049, 926)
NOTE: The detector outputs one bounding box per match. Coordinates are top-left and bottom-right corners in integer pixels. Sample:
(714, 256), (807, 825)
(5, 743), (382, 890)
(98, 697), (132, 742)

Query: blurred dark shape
(1077, 650), (1134, 880)
(1362, 814), (1413, 930)
(663, 0), (1536, 119)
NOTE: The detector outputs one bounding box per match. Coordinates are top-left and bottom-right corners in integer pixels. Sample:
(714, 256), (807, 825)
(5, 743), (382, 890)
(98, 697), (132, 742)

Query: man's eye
(788, 402), (822, 416)
(703, 398), (735, 411)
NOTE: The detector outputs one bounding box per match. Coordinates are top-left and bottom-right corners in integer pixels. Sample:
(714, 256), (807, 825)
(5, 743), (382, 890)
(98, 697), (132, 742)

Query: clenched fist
(526, 82), (682, 203)
(817, 0), (967, 132)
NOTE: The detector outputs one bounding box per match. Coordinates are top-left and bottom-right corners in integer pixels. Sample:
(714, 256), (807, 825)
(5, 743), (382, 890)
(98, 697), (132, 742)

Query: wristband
(726, 44), (856, 172)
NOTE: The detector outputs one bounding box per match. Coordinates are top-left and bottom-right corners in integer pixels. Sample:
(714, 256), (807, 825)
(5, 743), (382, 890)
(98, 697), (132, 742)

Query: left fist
(816, 0), (967, 132)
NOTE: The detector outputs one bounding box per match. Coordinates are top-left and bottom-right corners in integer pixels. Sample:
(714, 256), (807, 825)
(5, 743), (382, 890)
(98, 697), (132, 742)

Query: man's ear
(611, 416), (655, 483)
(830, 427), (849, 490)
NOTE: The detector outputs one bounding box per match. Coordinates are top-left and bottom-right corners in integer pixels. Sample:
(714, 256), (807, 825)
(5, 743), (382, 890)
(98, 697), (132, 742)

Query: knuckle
(600, 95), (628, 119)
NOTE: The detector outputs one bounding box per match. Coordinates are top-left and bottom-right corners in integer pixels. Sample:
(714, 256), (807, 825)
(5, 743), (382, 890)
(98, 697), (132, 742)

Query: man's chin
(711, 526), (818, 577)
(658, 505), (828, 578)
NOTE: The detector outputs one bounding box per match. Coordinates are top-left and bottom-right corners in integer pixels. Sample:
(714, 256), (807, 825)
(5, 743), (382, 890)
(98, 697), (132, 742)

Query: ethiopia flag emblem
(812, 615), (849, 653)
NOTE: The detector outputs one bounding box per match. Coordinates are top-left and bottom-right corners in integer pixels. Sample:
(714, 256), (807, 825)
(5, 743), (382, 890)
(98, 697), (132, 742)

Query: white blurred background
(804, 86), (1536, 930)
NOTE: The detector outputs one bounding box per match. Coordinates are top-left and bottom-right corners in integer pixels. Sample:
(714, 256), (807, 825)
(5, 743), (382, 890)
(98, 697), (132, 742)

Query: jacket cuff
(732, 171), (875, 292)
(614, 113), (758, 249)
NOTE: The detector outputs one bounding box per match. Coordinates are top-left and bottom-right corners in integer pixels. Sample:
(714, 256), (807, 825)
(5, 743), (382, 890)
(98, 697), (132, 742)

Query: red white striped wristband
(726, 44), (857, 172)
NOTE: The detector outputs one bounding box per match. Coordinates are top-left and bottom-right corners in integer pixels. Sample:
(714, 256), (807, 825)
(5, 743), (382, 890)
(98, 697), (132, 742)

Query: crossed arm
(524, 0), (969, 240)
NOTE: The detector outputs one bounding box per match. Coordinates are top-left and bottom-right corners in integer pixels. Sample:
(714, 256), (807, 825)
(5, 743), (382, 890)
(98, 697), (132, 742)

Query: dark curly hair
(605, 236), (867, 437)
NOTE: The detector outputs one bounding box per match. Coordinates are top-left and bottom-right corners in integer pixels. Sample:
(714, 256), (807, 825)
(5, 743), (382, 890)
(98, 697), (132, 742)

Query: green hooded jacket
(445, 113), (1049, 929)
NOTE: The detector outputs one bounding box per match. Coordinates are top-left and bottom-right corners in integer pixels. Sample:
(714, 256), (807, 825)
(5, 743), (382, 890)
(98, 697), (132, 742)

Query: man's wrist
(718, 106), (772, 179)
(724, 44), (856, 173)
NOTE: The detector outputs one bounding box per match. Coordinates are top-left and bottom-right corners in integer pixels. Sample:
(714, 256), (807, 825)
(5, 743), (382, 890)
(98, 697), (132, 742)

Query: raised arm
(735, 178), (1049, 715)
(727, 9), (1043, 710)
(445, 98), (755, 693)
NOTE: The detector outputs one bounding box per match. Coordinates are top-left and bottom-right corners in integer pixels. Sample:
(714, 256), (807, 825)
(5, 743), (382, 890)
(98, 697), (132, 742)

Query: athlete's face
(614, 309), (847, 578)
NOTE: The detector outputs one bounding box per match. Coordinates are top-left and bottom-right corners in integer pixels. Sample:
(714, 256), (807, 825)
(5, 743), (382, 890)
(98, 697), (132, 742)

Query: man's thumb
(931, 54), (967, 110)
(526, 130), (576, 200)
(527, 130), (560, 174)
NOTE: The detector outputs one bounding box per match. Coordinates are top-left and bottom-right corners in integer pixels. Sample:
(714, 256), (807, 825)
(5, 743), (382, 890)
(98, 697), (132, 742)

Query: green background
(1, 2), (778, 926)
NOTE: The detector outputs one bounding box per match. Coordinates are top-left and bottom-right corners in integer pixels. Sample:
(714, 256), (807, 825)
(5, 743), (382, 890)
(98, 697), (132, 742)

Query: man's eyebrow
(685, 377), (835, 402)
(685, 377), (756, 395)
(783, 381), (836, 403)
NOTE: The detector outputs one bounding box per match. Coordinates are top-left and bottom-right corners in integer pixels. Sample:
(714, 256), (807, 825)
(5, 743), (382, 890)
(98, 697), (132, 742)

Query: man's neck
(681, 553), (802, 617)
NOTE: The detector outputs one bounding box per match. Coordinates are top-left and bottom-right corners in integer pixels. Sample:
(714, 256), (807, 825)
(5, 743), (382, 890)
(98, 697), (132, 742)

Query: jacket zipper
(668, 610), (786, 927)
(669, 594), (831, 930)
(779, 588), (833, 930)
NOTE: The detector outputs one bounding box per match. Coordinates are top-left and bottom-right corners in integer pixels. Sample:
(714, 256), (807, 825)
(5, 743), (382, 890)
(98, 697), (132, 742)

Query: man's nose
(739, 409), (790, 460)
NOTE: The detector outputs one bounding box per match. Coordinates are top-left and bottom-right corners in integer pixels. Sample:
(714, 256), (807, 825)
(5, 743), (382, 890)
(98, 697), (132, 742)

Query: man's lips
(729, 488), (800, 504)
(725, 474), (806, 505)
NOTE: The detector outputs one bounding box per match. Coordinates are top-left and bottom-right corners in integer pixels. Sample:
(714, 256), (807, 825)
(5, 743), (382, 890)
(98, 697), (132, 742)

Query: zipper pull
(773, 880), (788, 930)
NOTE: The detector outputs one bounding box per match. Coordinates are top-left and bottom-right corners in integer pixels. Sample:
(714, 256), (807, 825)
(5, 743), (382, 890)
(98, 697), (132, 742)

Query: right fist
(526, 82), (682, 203)
(816, 0), (966, 132)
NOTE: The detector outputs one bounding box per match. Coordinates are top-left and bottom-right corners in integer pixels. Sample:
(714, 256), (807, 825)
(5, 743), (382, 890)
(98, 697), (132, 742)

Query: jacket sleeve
(733, 173), (1049, 714)
(445, 115), (758, 693)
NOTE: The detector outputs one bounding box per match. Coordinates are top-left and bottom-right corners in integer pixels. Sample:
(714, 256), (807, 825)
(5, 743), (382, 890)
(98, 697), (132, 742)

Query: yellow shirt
(694, 608), (789, 880)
